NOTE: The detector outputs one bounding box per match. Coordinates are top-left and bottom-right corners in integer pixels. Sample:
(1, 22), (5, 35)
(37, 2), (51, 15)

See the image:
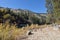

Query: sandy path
(24, 26), (60, 40)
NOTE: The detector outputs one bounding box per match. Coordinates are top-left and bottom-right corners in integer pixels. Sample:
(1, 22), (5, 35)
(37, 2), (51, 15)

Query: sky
(0, 0), (47, 13)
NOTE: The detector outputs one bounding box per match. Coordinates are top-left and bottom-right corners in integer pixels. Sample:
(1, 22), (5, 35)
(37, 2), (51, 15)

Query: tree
(46, 0), (60, 23)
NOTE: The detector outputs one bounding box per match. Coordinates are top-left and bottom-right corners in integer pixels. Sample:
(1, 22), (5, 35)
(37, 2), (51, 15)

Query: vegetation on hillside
(0, 7), (47, 28)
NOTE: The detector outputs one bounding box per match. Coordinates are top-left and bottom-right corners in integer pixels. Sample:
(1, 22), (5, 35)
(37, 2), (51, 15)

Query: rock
(28, 31), (33, 35)
(26, 30), (33, 35)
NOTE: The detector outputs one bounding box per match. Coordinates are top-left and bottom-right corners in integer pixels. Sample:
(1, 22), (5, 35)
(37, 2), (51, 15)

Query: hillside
(0, 7), (47, 28)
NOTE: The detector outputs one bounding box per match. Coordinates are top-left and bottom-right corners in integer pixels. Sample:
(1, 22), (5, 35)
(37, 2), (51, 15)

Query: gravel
(24, 26), (60, 40)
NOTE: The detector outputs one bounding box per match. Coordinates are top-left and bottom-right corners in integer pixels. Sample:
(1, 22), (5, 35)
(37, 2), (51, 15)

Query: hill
(0, 7), (47, 28)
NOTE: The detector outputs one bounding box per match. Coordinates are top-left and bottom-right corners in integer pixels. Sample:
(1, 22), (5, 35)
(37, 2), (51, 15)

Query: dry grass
(0, 23), (47, 40)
